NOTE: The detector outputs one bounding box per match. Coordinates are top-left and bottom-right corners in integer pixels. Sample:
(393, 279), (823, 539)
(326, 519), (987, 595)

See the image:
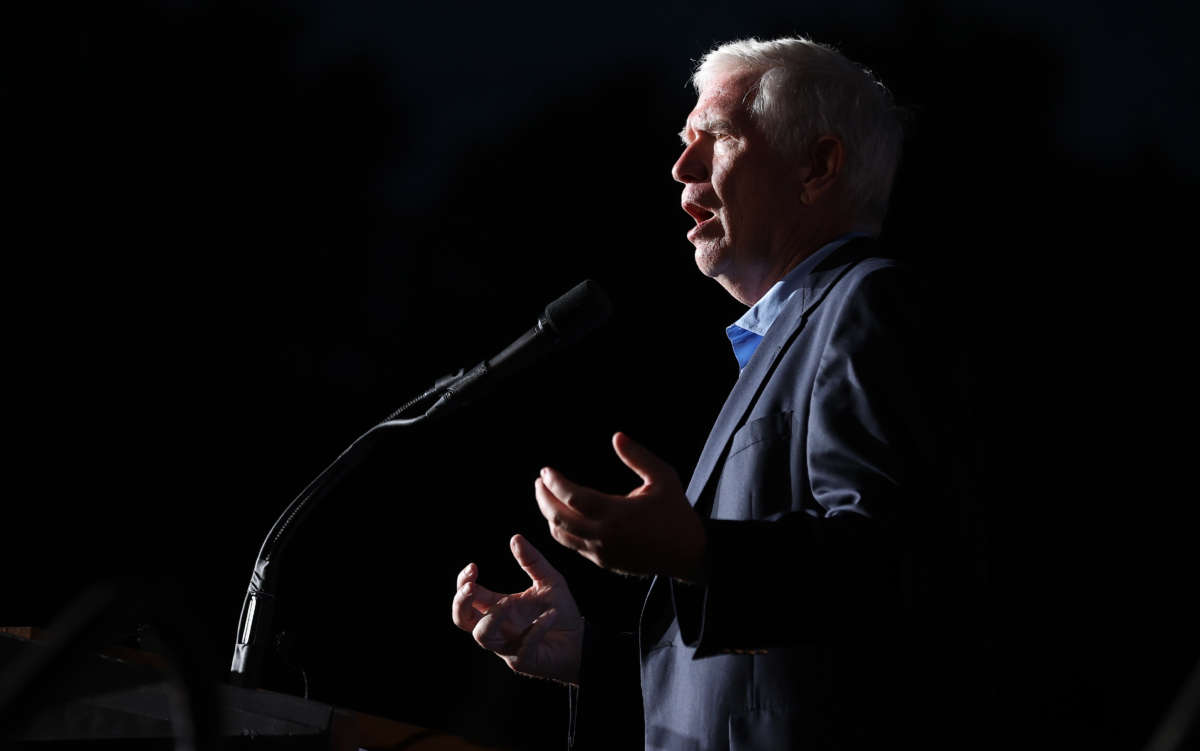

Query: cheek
(733, 179), (775, 225)
(713, 173), (752, 234)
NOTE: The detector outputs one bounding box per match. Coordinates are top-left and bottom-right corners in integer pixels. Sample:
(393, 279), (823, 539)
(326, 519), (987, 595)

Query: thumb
(612, 432), (673, 485)
(510, 533), (564, 587)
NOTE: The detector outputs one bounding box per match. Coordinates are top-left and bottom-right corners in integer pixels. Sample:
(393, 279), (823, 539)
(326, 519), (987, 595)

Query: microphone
(230, 280), (611, 688)
(425, 280), (612, 416)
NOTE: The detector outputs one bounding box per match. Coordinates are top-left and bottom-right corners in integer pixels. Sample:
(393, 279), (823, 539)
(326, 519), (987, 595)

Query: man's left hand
(534, 432), (707, 582)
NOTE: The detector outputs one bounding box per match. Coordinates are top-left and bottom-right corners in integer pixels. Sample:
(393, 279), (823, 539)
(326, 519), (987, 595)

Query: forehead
(685, 71), (759, 130)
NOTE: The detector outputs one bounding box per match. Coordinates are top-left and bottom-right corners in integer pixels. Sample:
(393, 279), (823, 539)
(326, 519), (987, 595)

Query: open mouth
(683, 202), (719, 242)
(683, 202), (715, 225)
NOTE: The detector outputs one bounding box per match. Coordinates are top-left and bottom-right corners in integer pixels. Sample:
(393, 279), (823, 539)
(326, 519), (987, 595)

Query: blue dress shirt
(725, 233), (871, 369)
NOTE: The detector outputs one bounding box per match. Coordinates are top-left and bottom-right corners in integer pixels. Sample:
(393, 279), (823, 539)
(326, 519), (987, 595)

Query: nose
(671, 140), (709, 184)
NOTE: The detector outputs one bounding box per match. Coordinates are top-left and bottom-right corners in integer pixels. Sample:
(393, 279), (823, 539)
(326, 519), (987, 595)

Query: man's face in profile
(672, 71), (806, 304)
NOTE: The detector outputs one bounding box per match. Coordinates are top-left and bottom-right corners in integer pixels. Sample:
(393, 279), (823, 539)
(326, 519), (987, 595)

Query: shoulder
(788, 257), (933, 375)
(839, 255), (917, 293)
(815, 255), (924, 323)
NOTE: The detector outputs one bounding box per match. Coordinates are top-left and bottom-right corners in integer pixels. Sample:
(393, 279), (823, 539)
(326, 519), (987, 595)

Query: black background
(5, 1), (1198, 749)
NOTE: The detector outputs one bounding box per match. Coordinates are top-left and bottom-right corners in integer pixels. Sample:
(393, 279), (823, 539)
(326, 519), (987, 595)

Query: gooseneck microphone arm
(227, 413), (417, 688)
(229, 280), (611, 688)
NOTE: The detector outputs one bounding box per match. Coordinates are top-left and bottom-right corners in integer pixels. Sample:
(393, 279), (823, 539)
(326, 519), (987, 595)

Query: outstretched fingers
(612, 431), (673, 486)
(510, 534), (564, 588)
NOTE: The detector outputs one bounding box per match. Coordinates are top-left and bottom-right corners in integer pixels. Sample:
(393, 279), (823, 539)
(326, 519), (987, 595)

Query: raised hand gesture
(534, 432), (707, 581)
(451, 533), (583, 684)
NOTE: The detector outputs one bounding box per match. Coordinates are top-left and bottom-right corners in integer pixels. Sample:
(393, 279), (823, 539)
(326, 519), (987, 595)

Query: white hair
(693, 37), (903, 230)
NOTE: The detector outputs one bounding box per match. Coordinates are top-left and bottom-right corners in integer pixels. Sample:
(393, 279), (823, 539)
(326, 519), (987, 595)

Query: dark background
(5, 0), (1197, 748)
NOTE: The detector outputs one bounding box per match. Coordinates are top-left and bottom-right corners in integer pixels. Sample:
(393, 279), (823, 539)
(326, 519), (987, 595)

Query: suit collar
(728, 232), (870, 339)
(684, 236), (879, 505)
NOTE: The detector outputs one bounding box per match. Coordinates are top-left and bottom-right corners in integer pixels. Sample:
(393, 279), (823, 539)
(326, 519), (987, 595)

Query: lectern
(1, 630), (496, 750)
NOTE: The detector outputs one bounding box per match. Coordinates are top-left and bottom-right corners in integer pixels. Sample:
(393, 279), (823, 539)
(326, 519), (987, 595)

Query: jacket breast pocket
(729, 705), (827, 751)
(712, 411), (794, 520)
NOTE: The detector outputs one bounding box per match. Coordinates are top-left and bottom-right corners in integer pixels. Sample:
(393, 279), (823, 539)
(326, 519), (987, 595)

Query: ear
(799, 136), (844, 206)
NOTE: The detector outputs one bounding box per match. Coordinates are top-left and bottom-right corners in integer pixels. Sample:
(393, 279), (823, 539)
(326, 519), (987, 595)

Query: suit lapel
(644, 238), (880, 651)
(683, 237), (878, 506)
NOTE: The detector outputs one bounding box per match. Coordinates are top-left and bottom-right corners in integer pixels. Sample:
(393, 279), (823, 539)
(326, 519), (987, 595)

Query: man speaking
(452, 37), (966, 750)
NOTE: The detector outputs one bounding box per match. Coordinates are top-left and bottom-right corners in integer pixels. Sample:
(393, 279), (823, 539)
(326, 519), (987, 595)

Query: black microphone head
(542, 280), (613, 345)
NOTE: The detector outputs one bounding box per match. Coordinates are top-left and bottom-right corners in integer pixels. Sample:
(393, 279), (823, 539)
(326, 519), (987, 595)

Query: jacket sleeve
(670, 265), (945, 657)
(566, 619), (643, 749)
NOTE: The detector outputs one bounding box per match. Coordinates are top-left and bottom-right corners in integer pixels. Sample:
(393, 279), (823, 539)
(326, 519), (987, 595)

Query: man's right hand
(452, 533), (583, 685)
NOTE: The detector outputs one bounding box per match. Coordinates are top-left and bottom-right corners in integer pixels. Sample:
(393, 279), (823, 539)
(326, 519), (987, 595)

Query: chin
(692, 241), (731, 280)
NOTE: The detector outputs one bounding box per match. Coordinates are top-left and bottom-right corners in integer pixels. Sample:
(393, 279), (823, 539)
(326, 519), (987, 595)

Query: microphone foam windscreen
(543, 280), (613, 344)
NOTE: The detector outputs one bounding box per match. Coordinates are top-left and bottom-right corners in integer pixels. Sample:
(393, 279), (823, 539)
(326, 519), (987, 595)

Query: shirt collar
(727, 232), (871, 338)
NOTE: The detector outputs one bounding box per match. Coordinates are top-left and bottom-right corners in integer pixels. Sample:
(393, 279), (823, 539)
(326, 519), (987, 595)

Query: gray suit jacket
(573, 239), (964, 751)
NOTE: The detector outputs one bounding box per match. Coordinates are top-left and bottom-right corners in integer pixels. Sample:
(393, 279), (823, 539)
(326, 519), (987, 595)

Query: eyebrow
(679, 116), (736, 144)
